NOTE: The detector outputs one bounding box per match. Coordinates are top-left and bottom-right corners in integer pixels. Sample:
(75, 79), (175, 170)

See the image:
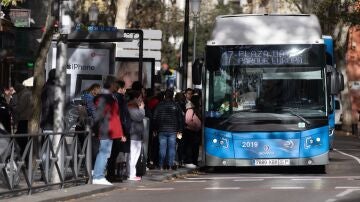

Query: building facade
(0, 16), (15, 88)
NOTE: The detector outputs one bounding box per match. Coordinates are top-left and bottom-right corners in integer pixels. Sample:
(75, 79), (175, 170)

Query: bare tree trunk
(28, 0), (56, 136)
(115, 0), (132, 28)
(333, 20), (351, 132)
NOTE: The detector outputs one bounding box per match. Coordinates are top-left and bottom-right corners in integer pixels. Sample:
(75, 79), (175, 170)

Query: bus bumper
(205, 152), (329, 167)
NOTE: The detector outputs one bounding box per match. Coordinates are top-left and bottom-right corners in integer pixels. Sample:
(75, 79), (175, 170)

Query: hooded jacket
(94, 91), (124, 140)
(127, 100), (145, 141)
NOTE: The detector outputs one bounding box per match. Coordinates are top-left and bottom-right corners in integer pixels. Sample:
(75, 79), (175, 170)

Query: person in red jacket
(92, 76), (126, 185)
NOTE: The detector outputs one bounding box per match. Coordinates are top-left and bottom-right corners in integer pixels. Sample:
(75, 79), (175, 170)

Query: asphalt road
(71, 133), (360, 202)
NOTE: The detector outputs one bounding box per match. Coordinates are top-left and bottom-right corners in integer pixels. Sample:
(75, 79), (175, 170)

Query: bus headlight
(212, 136), (229, 148)
(329, 128), (334, 136)
(304, 135), (322, 149)
(218, 138), (229, 148)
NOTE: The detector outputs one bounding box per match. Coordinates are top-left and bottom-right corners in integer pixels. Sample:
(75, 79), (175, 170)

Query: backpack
(185, 108), (201, 132)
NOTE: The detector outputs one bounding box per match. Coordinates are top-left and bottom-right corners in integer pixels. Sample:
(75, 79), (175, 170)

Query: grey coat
(128, 103), (145, 141)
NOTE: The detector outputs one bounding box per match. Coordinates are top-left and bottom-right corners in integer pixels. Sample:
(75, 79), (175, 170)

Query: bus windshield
(206, 66), (326, 118)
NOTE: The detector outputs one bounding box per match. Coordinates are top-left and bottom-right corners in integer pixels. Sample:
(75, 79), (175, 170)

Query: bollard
(86, 124), (92, 184)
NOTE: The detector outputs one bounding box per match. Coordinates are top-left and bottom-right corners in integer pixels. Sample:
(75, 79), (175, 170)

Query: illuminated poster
(115, 58), (154, 90)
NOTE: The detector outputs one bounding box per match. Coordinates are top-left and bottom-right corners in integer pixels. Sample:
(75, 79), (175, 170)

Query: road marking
(271, 187), (305, 190)
(336, 189), (360, 197)
(335, 149), (360, 151)
(175, 180), (207, 183)
(136, 188), (174, 191)
(233, 179), (264, 182)
(186, 176), (360, 180)
(291, 179), (321, 181)
(325, 199), (336, 202)
(205, 187), (241, 190)
(335, 186), (360, 189)
(334, 148), (360, 165)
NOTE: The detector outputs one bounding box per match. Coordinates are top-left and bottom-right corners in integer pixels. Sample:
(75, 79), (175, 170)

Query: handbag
(136, 143), (147, 176)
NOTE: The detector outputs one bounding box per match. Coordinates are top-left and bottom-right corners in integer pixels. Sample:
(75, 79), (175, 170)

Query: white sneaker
(184, 164), (197, 169)
(92, 178), (113, 185)
(128, 176), (141, 181)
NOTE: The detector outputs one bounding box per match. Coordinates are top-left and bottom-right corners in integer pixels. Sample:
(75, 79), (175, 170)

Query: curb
(145, 168), (197, 182)
(9, 184), (118, 202)
(8, 168), (197, 202)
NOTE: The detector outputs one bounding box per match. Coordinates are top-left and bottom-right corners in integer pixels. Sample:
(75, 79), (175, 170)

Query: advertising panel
(48, 42), (115, 98)
(115, 58), (154, 90)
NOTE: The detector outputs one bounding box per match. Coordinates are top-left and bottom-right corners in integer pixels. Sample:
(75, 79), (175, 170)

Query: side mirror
(330, 70), (338, 95)
(192, 58), (203, 85)
(206, 46), (220, 71)
(339, 72), (344, 91)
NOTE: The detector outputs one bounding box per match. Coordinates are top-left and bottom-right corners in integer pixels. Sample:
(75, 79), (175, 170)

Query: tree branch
(284, 0), (305, 13)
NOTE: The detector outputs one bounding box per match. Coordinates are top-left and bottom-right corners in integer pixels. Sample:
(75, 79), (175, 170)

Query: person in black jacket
(41, 69), (56, 132)
(153, 89), (183, 170)
(0, 89), (11, 133)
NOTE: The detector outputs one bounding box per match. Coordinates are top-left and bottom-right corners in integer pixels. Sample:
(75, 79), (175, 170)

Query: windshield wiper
(284, 108), (311, 126)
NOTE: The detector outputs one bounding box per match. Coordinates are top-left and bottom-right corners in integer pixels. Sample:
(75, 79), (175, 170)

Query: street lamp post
(190, 0), (201, 63)
(88, 3), (99, 25)
(53, 0), (70, 183)
(182, 0), (190, 90)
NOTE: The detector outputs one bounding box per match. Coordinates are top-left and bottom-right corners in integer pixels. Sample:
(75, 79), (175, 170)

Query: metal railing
(0, 126), (92, 197)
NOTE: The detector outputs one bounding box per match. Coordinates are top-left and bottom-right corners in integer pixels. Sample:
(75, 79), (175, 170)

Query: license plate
(254, 159), (290, 166)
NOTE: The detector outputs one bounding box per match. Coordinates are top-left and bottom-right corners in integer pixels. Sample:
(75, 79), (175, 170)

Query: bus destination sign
(221, 47), (310, 66)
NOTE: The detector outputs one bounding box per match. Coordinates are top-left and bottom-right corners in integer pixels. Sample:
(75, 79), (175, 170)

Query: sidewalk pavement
(7, 167), (198, 202)
(335, 129), (360, 139)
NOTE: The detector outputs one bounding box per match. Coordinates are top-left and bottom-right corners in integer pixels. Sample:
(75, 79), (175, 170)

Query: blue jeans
(93, 139), (113, 179)
(158, 132), (176, 167)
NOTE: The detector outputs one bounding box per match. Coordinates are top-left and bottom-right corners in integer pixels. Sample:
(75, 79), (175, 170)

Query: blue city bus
(202, 14), (341, 169)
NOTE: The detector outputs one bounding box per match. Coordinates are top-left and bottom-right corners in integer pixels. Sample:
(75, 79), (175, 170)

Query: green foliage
(0, 0), (23, 6)
(310, 0), (359, 34)
(127, 0), (165, 29)
(191, 2), (242, 61)
(127, 0), (183, 69)
(285, 0), (359, 33)
(125, 1), (243, 69)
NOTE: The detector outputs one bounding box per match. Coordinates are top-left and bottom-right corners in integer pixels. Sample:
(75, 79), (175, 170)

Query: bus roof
(207, 14), (323, 46)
